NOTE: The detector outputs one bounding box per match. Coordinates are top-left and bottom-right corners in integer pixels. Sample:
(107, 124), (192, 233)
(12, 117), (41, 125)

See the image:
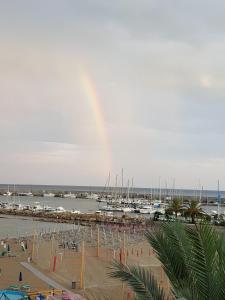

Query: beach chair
(0, 251), (7, 257)
(21, 284), (31, 292)
(8, 284), (19, 290)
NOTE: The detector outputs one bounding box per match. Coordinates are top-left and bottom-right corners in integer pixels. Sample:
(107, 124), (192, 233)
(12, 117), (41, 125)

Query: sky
(1, 1), (225, 189)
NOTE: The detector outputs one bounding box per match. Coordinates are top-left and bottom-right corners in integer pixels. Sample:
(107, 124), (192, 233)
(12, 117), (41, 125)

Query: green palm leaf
(145, 222), (193, 294)
(109, 222), (225, 300)
(186, 224), (225, 300)
(110, 260), (167, 300)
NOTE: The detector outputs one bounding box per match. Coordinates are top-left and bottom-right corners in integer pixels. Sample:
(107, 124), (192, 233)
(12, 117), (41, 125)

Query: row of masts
(102, 171), (222, 205)
(102, 169), (134, 200)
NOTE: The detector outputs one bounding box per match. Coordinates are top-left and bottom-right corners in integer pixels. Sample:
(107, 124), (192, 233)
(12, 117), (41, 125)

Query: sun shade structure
(0, 290), (28, 300)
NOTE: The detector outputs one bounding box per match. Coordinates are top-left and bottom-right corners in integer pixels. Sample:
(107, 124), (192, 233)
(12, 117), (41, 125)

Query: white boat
(100, 205), (113, 211)
(85, 193), (99, 200)
(32, 204), (43, 211)
(23, 205), (32, 210)
(43, 193), (55, 197)
(43, 206), (56, 212)
(105, 211), (113, 217)
(3, 186), (12, 196)
(71, 209), (81, 214)
(3, 191), (12, 197)
(64, 193), (76, 198)
(55, 206), (66, 213)
(97, 198), (107, 203)
(100, 205), (122, 212)
(18, 192), (33, 196)
(121, 207), (134, 213)
(139, 208), (152, 214)
(139, 205), (156, 214)
(9, 203), (24, 210)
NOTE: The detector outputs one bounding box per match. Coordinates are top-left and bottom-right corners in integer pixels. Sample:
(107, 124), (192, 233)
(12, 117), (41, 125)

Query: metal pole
(97, 227), (100, 257)
(80, 241), (85, 289)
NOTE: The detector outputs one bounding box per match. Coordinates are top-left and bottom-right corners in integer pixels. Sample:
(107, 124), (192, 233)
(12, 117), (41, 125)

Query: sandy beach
(0, 224), (171, 300)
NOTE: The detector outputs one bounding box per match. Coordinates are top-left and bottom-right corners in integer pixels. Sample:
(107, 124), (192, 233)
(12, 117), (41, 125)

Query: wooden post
(97, 227), (100, 257)
(122, 283), (125, 300)
(53, 255), (57, 272)
(51, 233), (55, 255)
(123, 231), (126, 265)
(112, 231), (114, 249)
(32, 231), (37, 261)
(49, 235), (54, 271)
(90, 226), (93, 239)
(80, 241), (85, 289)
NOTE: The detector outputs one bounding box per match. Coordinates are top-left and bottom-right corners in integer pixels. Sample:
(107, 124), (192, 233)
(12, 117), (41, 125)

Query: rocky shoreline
(0, 209), (150, 227)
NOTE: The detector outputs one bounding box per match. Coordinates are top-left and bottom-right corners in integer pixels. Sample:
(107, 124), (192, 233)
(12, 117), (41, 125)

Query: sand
(0, 226), (171, 300)
(0, 239), (48, 291)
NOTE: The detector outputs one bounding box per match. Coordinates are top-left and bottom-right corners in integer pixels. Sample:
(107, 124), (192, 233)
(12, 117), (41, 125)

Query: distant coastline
(0, 183), (224, 199)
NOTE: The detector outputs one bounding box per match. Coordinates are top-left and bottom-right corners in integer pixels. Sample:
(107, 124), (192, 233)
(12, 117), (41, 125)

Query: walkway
(20, 262), (70, 291)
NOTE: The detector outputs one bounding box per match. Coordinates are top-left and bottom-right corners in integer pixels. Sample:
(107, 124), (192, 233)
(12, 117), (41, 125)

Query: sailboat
(3, 185), (12, 196)
(97, 172), (111, 202)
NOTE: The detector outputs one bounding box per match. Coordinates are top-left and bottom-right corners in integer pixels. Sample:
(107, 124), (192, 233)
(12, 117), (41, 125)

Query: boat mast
(199, 185), (203, 203)
(159, 176), (161, 201)
(121, 168), (124, 199)
(217, 179), (221, 217)
(126, 179), (130, 202)
(165, 180), (168, 202)
(172, 178), (175, 200)
(131, 177), (134, 201)
(114, 174), (118, 201)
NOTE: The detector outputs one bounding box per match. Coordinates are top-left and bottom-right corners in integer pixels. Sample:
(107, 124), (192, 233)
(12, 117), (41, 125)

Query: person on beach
(21, 241), (25, 251)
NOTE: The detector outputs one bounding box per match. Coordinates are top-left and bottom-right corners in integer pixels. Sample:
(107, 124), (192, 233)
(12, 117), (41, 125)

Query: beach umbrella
(19, 271), (23, 282)
(1, 292), (11, 300)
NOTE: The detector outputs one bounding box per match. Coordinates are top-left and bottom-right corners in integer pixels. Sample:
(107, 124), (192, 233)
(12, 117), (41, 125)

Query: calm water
(0, 215), (75, 239)
(0, 194), (224, 239)
(0, 196), (99, 239)
(0, 196), (99, 213)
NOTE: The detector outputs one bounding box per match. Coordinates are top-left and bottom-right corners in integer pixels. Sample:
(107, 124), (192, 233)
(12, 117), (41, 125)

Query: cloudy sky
(1, 1), (225, 189)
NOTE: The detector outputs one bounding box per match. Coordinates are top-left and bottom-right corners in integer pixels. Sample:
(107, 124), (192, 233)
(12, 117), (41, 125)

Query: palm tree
(184, 200), (202, 223)
(166, 198), (183, 218)
(110, 222), (225, 300)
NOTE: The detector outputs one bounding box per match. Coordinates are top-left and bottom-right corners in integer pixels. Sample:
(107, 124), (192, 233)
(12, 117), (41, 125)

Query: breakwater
(0, 209), (150, 227)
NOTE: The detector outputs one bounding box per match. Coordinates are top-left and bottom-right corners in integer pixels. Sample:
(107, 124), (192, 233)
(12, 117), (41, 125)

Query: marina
(0, 181), (225, 230)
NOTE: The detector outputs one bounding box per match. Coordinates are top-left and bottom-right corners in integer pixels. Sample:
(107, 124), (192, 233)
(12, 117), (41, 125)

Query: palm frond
(110, 260), (167, 300)
(145, 222), (192, 293)
(211, 230), (225, 299)
(110, 222), (225, 300)
(185, 224), (219, 299)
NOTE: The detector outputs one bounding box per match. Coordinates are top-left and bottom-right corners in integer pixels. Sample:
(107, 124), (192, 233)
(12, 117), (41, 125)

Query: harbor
(0, 182), (224, 225)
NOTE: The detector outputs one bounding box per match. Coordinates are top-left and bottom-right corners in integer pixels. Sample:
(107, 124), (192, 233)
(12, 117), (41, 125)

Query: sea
(0, 184), (224, 198)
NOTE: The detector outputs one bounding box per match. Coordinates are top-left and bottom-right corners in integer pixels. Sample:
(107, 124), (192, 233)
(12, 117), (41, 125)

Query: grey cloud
(0, 1), (225, 187)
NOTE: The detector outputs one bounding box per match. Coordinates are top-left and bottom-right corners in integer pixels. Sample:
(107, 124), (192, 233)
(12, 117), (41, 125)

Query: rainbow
(80, 69), (111, 172)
